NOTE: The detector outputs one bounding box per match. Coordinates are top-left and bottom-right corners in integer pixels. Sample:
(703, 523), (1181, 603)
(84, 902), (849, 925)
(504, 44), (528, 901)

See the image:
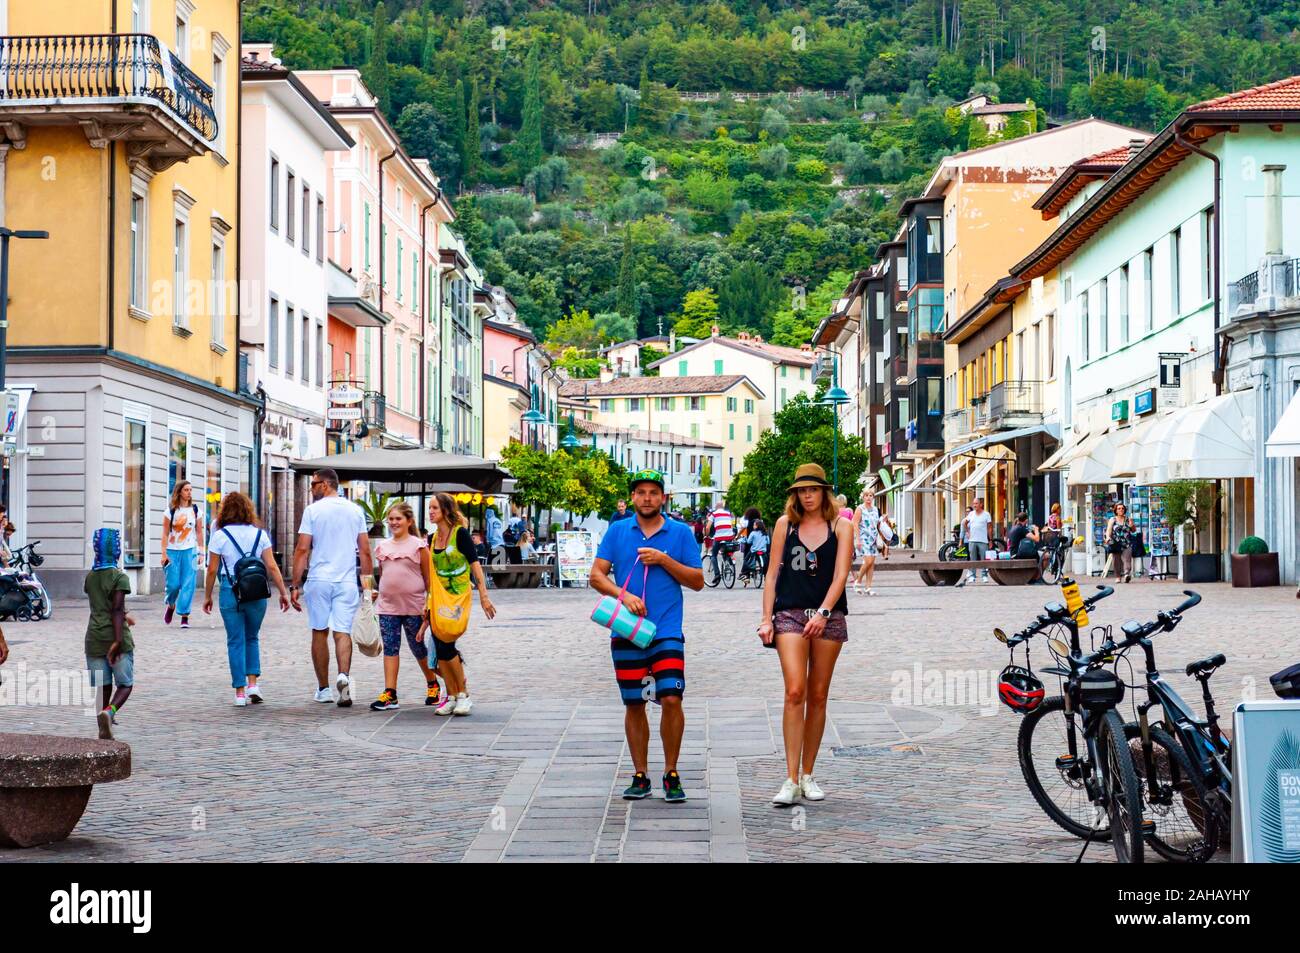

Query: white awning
(1111, 414), (1165, 479)
(1166, 391), (1255, 480)
(1039, 428), (1087, 472)
(903, 456), (947, 493)
(932, 454), (971, 489)
(1266, 388), (1300, 458)
(1133, 414), (1183, 486)
(958, 445), (1013, 490)
(1066, 429), (1122, 486)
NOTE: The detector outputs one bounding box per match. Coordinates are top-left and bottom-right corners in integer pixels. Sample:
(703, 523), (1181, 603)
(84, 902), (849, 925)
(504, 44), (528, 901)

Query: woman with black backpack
(203, 492), (292, 707)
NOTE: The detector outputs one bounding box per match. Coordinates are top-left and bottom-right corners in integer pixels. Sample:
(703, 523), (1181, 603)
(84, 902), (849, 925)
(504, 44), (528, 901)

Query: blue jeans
(218, 582), (267, 688)
(165, 547), (198, 615)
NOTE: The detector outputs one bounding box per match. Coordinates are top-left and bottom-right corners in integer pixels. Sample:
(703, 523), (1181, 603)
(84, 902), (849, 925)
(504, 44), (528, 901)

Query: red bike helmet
(998, 664), (1045, 713)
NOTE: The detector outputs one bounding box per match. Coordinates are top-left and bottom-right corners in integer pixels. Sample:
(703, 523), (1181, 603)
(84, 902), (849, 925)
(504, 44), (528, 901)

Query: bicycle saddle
(1185, 653), (1226, 677)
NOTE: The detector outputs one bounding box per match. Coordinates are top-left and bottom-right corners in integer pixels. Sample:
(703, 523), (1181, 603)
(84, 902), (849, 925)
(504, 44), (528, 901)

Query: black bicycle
(1039, 533), (1079, 585)
(738, 547), (766, 589)
(1105, 592), (1227, 862)
(997, 585), (1150, 863)
(704, 540), (737, 589)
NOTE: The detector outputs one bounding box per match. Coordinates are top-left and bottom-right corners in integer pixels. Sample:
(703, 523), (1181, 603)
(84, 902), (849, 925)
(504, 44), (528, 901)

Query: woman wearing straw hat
(757, 463), (854, 807)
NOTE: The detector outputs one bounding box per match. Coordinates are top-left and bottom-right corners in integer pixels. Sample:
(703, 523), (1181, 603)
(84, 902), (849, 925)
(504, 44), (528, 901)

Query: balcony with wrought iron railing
(362, 391), (386, 431)
(1229, 258), (1300, 315)
(0, 33), (218, 169)
(987, 380), (1043, 427)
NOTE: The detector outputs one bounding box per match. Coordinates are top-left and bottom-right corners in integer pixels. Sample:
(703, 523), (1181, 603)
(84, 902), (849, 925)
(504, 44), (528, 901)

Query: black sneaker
(621, 772), (652, 800)
(663, 770), (687, 803)
(369, 689), (399, 712)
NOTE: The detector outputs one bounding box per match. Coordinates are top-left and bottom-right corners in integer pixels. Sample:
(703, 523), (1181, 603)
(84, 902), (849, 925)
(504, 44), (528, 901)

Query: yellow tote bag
(428, 539), (472, 642)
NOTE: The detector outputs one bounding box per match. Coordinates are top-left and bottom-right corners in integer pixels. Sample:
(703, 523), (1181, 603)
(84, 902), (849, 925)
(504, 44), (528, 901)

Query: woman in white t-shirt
(162, 480), (205, 629)
(202, 492), (291, 707)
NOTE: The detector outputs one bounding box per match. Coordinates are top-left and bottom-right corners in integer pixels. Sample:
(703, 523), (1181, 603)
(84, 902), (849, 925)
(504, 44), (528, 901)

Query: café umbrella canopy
(290, 447), (513, 494)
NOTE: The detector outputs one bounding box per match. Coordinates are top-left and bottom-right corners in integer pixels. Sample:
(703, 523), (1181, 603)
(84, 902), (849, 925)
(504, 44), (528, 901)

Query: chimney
(799, 343), (812, 353)
(737, 331), (750, 342)
(753, 334), (763, 343)
(1263, 164), (1286, 257)
(1127, 138), (1146, 160)
(711, 324), (720, 337)
(669, 329), (676, 352)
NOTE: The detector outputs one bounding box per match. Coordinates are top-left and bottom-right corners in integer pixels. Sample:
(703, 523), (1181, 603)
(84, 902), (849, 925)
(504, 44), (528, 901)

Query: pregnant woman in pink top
(368, 502), (439, 711)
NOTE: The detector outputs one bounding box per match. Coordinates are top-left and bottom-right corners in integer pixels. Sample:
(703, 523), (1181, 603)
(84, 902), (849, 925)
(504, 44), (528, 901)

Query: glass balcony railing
(0, 33), (218, 143)
(987, 380), (1043, 424)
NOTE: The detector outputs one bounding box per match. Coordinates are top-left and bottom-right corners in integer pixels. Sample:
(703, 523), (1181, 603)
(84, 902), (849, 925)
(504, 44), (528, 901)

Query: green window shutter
(747, 425), (753, 441)
(729, 423), (735, 439)
(666, 397), (675, 410)
(691, 423), (700, 438)
(781, 365), (788, 378)
(678, 360), (688, 376)
(714, 358), (724, 375)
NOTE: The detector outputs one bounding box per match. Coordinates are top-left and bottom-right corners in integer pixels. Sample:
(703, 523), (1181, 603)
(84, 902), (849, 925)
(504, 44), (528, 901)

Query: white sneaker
(851, 582), (861, 595)
(336, 672), (352, 708)
(799, 774), (825, 801)
(246, 684), (264, 704)
(433, 695), (457, 716)
(772, 778), (801, 806)
(453, 693), (473, 716)
(866, 587), (875, 596)
(234, 693), (248, 708)
(313, 687), (334, 704)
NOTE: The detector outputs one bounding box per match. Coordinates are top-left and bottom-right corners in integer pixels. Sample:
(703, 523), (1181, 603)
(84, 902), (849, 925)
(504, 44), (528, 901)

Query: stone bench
(0, 733), (131, 848)
(856, 556), (1042, 587)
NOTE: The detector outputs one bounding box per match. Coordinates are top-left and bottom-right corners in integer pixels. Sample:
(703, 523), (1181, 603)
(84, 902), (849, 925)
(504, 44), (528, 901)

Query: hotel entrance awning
(1167, 391), (1255, 480)
(1266, 388), (1300, 458)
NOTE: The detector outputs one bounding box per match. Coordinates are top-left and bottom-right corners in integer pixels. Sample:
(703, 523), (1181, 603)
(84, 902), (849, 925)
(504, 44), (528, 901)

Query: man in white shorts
(290, 468), (373, 706)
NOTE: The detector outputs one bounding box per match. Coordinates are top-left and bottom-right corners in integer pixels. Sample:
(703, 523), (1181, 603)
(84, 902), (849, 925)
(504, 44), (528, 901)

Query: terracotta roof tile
(1188, 74), (1300, 112)
(1078, 145), (1133, 166)
(559, 374), (755, 398)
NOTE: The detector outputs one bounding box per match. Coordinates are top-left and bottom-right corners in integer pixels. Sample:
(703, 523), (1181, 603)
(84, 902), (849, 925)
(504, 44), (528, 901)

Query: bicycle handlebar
(1081, 590), (1202, 667)
(1083, 585), (1115, 609)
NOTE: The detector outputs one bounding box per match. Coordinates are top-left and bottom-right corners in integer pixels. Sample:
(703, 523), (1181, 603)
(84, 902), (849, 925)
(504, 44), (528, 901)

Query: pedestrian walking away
(426, 493), (496, 717)
(590, 468), (704, 803)
(957, 497), (994, 586)
(758, 463), (853, 807)
(203, 492), (292, 707)
(161, 479), (204, 629)
(84, 529), (134, 740)
(610, 499), (633, 523)
(850, 487), (882, 595)
(1104, 503), (1136, 582)
(368, 501), (440, 712)
(290, 468), (373, 707)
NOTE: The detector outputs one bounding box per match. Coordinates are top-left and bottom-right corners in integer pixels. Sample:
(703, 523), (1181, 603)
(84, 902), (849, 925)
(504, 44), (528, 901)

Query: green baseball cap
(629, 468), (665, 491)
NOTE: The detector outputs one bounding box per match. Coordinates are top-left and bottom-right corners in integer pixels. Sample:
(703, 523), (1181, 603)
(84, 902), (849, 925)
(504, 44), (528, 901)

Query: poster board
(556, 530), (595, 585)
(1231, 701), (1300, 863)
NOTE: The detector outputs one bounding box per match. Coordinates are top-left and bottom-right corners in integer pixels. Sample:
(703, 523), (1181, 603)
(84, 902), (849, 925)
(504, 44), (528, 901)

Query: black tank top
(774, 518), (848, 615)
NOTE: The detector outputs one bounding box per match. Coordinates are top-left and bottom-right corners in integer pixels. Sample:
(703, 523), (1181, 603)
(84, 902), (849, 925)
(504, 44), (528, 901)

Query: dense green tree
(464, 78), (482, 185)
(516, 43), (544, 175)
(616, 227), (639, 326)
(365, 1), (391, 115)
(718, 260), (783, 336)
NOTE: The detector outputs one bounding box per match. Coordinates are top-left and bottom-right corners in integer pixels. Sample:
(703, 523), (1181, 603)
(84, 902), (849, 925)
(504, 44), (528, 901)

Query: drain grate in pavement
(832, 743), (923, 758)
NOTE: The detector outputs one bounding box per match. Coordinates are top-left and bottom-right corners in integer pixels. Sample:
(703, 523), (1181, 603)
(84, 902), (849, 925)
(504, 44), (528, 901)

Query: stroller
(0, 541), (53, 621)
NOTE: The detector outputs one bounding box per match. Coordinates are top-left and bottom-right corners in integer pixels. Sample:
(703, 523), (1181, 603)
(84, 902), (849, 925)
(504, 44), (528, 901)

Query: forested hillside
(245, 1), (1300, 356)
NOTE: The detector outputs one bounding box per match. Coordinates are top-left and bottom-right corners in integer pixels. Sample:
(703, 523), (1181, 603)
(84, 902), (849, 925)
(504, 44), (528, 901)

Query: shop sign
(328, 386), (364, 404)
(1134, 388), (1156, 416)
(1111, 399), (1129, 422)
(327, 405), (363, 421)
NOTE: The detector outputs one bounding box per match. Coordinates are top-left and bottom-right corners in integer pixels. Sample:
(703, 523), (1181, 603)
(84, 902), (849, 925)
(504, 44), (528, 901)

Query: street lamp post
(820, 354), (851, 493)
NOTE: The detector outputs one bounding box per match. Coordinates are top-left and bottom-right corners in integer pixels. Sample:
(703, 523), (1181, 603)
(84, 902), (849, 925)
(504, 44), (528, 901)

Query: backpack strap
(218, 526), (251, 586)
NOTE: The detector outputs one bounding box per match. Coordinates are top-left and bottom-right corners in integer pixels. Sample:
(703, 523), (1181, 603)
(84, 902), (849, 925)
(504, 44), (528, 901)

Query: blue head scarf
(91, 528), (121, 570)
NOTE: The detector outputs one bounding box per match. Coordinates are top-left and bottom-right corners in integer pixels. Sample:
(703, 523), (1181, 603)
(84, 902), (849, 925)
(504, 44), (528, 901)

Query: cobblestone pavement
(2, 570), (1295, 862)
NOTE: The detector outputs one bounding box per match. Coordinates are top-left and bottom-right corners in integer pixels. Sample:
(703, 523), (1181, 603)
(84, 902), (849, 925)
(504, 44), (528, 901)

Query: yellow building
(0, 1), (246, 596)
(559, 374), (765, 489)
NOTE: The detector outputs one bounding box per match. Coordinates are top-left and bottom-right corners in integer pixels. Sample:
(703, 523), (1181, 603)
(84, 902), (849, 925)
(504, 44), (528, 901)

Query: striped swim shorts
(610, 635), (685, 706)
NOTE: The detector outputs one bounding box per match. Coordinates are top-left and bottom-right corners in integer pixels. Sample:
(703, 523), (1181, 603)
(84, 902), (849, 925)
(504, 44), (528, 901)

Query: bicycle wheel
(1018, 695), (1108, 840)
(1041, 550), (1062, 586)
(1101, 708), (1144, 864)
(704, 557), (720, 588)
(1125, 724), (1218, 863)
(721, 558), (736, 589)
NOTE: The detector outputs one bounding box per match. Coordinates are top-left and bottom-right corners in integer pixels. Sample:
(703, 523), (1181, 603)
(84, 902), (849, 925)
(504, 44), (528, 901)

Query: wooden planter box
(1182, 553), (1221, 583)
(1230, 552), (1280, 588)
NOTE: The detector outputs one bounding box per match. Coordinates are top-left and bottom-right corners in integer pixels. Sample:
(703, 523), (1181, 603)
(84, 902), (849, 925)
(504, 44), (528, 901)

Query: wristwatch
(816, 608), (832, 619)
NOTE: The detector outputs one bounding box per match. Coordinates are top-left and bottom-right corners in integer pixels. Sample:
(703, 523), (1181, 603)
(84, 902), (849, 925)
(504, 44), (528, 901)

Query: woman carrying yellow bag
(426, 492), (495, 716)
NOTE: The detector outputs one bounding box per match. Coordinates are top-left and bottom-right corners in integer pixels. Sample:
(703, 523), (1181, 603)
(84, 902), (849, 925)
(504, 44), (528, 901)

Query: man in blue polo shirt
(591, 468), (704, 803)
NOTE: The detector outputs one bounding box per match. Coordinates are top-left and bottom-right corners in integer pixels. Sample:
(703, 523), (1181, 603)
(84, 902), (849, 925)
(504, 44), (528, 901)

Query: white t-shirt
(166, 504), (202, 550)
(209, 524), (271, 579)
(966, 510), (994, 545)
(298, 494), (367, 584)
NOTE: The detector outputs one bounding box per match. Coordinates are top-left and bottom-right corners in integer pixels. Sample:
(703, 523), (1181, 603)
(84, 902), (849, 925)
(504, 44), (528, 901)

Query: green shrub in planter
(1237, 536), (1269, 555)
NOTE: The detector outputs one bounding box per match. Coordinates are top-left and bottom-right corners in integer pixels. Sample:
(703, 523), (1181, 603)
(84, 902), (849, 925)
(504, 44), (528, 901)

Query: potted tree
(1230, 536), (1280, 588)
(357, 491), (396, 539)
(1157, 479), (1220, 583)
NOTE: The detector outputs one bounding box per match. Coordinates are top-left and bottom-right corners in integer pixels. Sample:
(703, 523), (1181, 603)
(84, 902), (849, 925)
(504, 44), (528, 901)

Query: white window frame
(210, 226), (227, 351)
(285, 302), (296, 378)
(300, 311), (311, 384)
(285, 168), (296, 245)
(269, 154), (280, 232)
(268, 294), (280, 370)
(210, 33), (230, 157)
(131, 0), (150, 33)
(316, 193), (325, 264)
(317, 318), (326, 387)
(172, 189), (195, 332)
(301, 181), (311, 256)
(122, 404), (152, 570)
(174, 0), (193, 63)
(128, 176), (149, 315)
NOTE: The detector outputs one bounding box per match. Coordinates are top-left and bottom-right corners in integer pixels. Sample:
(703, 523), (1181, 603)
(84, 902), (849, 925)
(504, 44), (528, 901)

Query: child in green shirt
(85, 528), (133, 739)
